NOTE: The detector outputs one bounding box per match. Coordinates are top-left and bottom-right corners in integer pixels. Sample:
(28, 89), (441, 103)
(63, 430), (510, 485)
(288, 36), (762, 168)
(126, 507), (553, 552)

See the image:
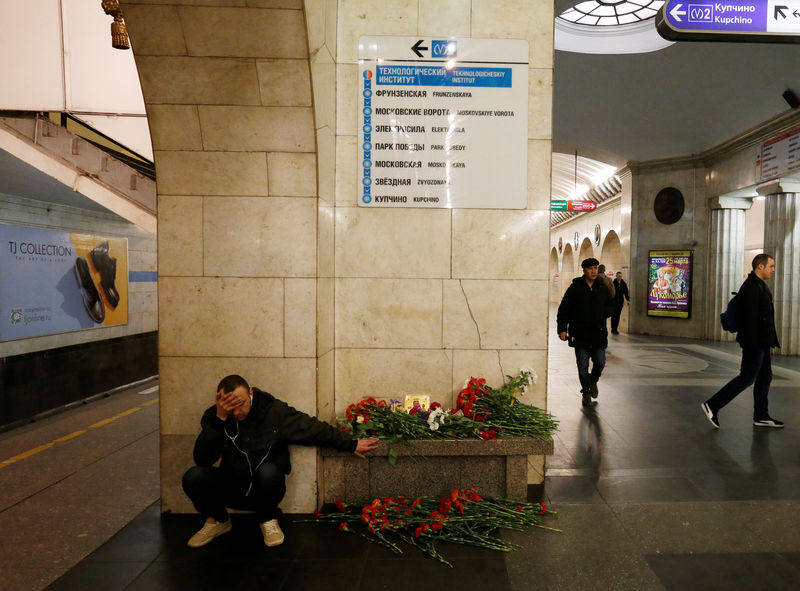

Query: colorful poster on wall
(0, 223), (128, 340)
(646, 250), (692, 319)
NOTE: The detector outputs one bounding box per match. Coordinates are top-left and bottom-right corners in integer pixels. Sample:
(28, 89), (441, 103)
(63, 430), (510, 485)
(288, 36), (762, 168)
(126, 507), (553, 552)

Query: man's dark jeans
(183, 463), (286, 523)
(574, 346), (606, 395)
(706, 346), (773, 419)
(610, 303), (624, 333)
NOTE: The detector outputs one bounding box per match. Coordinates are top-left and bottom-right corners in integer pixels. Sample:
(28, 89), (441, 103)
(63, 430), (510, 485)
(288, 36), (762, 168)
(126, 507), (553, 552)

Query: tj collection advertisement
(1, 223), (128, 341)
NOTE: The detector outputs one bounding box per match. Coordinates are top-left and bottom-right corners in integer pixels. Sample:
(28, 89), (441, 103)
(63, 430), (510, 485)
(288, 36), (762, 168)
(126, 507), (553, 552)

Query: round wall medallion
(594, 224), (601, 246)
(558, 237), (563, 253)
(653, 187), (685, 225)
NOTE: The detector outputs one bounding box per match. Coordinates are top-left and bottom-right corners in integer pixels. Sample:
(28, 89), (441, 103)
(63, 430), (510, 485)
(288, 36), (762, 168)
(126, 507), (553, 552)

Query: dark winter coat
(736, 272), (780, 350)
(557, 276), (615, 349)
(193, 388), (356, 490)
(613, 278), (630, 306)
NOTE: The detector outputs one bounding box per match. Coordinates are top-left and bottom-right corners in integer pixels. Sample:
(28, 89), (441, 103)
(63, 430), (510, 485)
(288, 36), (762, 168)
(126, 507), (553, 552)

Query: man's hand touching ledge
(354, 438), (379, 459)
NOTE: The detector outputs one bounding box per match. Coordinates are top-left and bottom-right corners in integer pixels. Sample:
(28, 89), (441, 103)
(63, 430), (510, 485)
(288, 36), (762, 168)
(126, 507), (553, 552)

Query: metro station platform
(3, 331), (800, 591)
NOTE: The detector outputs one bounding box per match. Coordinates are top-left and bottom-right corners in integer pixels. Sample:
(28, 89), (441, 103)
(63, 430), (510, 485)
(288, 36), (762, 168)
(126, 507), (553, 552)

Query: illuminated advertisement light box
(357, 36), (529, 208)
(646, 249), (692, 319)
(0, 223), (129, 340)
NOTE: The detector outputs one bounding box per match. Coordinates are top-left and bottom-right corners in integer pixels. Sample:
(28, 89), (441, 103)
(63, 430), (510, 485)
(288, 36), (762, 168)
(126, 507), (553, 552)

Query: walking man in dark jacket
(611, 271), (630, 335)
(183, 374), (378, 548)
(702, 253), (782, 429)
(557, 257), (615, 407)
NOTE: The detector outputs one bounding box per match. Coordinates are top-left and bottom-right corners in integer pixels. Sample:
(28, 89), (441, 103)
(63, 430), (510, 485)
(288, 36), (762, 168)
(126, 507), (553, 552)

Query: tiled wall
(123, 0), (554, 512)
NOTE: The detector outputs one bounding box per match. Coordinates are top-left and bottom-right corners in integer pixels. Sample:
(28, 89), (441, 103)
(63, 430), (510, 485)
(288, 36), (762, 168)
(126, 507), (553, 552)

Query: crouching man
(183, 374), (378, 548)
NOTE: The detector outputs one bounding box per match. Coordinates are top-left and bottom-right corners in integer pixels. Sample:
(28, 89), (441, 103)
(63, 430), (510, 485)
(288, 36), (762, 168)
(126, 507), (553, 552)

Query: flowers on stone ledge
(342, 368), (557, 444)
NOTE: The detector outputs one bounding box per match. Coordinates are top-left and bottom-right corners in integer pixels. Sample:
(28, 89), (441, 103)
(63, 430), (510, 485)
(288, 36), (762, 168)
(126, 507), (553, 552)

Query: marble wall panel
(418, 0), (471, 37)
(122, 5), (187, 56)
(442, 279), (481, 349)
(157, 195), (203, 277)
(146, 105), (202, 151)
(453, 280), (548, 349)
(199, 106), (315, 152)
(160, 434), (195, 514)
(528, 139), (552, 210)
(318, 204), (335, 277)
(334, 348), (454, 414)
(125, 0), (247, 5)
(178, 7), (308, 58)
(203, 196), (316, 277)
(283, 446), (317, 512)
(247, 0), (303, 8)
(317, 277), (335, 355)
(309, 60), (336, 131)
(452, 210), (550, 280)
(335, 64), (358, 136)
(317, 349), (335, 422)
(285, 278), (317, 357)
(334, 135), (357, 205)
(305, 0), (327, 56)
(336, 0), (418, 63)
(256, 59), (313, 106)
(154, 151), (268, 196)
(317, 130), (336, 204)
(160, 356), (317, 434)
(136, 56), (260, 105)
(528, 68), (553, 140)
(470, 0), (554, 68)
(268, 152), (317, 196)
(158, 277), (284, 358)
(334, 278), (442, 348)
(334, 208), (451, 278)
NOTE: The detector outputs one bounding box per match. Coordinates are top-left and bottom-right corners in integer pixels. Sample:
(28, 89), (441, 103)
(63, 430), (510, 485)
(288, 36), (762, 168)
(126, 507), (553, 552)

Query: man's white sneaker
(187, 517), (232, 548)
(260, 518), (285, 547)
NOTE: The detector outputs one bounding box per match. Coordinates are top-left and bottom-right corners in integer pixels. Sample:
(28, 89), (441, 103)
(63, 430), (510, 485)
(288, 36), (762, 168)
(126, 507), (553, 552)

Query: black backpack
(720, 291), (740, 333)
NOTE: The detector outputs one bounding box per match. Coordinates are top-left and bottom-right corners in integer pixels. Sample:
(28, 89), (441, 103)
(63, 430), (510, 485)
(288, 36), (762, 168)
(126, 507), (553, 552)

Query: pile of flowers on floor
(343, 369), (558, 445)
(309, 487), (557, 567)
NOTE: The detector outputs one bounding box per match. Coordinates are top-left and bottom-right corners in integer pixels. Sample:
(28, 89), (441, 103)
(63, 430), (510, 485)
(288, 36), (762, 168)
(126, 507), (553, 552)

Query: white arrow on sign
(670, 2), (687, 21)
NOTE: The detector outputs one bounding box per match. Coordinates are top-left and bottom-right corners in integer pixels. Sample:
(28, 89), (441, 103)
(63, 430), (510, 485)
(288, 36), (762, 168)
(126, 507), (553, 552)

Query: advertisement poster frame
(646, 249), (693, 319)
(1, 222), (129, 341)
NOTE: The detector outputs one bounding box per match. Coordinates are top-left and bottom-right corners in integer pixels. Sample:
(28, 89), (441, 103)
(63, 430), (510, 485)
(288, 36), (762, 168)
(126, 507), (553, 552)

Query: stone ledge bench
(320, 437), (554, 504)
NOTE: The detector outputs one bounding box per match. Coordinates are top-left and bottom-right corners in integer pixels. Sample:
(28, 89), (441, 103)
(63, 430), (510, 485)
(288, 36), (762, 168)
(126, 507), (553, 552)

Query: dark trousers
(182, 463), (286, 523)
(706, 347), (773, 419)
(610, 303), (624, 333)
(574, 346), (606, 395)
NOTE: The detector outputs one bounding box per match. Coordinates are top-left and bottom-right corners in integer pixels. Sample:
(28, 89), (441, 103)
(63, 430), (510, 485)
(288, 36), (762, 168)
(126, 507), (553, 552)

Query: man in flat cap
(557, 257), (616, 407)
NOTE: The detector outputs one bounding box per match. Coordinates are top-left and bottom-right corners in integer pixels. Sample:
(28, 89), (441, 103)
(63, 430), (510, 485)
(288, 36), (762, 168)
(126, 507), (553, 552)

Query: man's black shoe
(611, 330), (619, 335)
(74, 257), (105, 323)
(753, 417), (784, 428)
(589, 380), (599, 399)
(90, 241), (120, 308)
(701, 402), (720, 429)
(581, 394), (591, 407)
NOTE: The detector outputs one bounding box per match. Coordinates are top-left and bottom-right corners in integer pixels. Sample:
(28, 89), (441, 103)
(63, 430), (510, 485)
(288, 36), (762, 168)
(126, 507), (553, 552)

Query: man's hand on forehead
(217, 389), (246, 411)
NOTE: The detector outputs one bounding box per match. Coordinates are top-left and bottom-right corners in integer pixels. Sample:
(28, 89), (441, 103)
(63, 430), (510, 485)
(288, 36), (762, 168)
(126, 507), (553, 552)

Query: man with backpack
(702, 253), (782, 429)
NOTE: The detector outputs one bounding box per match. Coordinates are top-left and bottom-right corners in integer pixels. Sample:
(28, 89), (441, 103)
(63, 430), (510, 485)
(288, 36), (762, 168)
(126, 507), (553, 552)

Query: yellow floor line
(0, 396), (159, 468)
(1, 443), (54, 466)
(53, 430), (87, 443)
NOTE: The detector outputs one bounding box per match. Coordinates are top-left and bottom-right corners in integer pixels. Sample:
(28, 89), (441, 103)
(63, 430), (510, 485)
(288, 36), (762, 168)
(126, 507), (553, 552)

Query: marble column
(758, 179), (800, 355)
(706, 196), (751, 341)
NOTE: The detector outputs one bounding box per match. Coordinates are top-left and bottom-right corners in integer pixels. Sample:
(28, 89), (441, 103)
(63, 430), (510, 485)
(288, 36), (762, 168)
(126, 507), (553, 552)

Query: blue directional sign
(656, 0), (800, 43)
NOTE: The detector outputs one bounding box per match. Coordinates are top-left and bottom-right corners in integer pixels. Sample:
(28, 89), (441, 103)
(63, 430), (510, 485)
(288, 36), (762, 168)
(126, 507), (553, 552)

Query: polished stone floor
(3, 329), (800, 590)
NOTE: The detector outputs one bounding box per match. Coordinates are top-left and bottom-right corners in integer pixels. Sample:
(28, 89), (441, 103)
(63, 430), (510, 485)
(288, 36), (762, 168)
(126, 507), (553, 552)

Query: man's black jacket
(193, 388), (357, 487)
(613, 278), (630, 306)
(557, 276), (615, 349)
(736, 272), (780, 350)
